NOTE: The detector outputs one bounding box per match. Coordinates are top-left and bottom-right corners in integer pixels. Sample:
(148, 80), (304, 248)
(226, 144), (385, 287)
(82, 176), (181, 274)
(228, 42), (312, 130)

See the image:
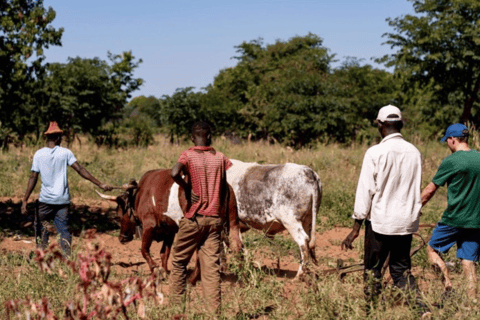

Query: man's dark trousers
(35, 202), (71, 256)
(363, 220), (416, 302)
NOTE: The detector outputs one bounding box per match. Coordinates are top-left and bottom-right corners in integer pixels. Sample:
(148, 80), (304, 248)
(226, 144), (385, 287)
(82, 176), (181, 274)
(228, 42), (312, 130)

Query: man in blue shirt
(21, 121), (113, 256)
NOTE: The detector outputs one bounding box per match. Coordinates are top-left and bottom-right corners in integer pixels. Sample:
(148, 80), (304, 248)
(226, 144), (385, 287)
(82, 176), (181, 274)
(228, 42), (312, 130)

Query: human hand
(21, 200), (28, 215)
(186, 189), (200, 203)
(190, 190), (200, 204)
(185, 187), (200, 204)
(341, 229), (359, 251)
(100, 183), (113, 191)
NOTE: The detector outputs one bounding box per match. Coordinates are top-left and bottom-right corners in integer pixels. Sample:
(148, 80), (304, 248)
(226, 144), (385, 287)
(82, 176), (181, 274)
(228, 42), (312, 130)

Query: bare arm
(21, 171), (39, 215)
(341, 219), (364, 251)
(71, 161), (113, 191)
(171, 162), (199, 203)
(421, 182), (439, 206)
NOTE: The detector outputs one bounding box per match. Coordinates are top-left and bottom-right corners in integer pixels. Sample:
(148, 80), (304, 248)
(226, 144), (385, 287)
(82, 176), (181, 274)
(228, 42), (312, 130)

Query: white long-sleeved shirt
(352, 133), (422, 235)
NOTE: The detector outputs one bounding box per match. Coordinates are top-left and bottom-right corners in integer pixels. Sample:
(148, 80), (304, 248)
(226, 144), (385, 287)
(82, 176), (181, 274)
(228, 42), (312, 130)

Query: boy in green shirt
(421, 123), (480, 302)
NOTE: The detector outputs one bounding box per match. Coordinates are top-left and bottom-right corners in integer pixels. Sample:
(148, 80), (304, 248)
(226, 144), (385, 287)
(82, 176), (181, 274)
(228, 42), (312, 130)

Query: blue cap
(440, 123), (469, 142)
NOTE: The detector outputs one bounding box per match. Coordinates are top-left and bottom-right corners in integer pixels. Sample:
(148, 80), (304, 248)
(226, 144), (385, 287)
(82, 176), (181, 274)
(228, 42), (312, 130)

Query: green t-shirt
(432, 150), (480, 228)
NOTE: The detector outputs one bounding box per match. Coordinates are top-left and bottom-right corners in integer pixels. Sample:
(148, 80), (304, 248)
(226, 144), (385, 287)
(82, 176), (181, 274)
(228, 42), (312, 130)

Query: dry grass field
(0, 133), (479, 319)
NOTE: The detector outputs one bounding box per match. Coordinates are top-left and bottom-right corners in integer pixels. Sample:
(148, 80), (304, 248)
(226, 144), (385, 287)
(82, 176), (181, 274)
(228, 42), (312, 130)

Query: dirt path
(0, 227), (361, 277)
(2, 199), (443, 318)
(0, 197), (362, 277)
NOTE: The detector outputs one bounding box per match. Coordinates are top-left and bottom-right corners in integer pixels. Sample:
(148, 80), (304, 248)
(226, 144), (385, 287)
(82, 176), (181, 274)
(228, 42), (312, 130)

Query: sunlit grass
(0, 133), (472, 319)
(0, 133), (449, 227)
(1, 232), (478, 319)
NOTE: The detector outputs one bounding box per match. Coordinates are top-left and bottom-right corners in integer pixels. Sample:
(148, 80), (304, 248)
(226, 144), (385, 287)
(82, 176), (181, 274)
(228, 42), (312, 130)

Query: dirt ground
(0, 196), (368, 316)
(1, 197), (454, 319)
(0, 197), (360, 277)
(0, 224), (359, 277)
(0, 227), (360, 272)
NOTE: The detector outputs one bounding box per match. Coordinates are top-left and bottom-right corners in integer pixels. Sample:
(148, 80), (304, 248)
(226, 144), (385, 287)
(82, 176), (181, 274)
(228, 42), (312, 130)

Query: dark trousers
(363, 220), (417, 304)
(35, 202), (71, 256)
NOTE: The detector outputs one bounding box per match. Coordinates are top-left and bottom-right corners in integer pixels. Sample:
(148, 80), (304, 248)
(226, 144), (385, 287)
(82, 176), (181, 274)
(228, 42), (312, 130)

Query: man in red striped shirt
(170, 121), (232, 314)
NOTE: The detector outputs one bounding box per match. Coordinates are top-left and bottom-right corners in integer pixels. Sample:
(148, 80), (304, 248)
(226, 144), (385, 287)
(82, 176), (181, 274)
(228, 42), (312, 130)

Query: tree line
(0, 0), (142, 149)
(1, 0), (480, 149)
(130, 36), (399, 147)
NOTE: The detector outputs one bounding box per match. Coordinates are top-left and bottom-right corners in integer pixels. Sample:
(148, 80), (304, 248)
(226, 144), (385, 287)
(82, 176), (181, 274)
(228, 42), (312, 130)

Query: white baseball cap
(376, 104), (402, 122)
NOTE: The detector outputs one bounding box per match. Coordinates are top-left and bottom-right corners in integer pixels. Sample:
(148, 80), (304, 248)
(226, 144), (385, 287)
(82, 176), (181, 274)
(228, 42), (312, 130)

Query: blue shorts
(429, 223), (480, 261)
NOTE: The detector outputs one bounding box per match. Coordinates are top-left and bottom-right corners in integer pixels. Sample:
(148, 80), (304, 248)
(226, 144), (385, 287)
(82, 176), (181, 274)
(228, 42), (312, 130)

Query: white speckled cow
(227, 159), (322, 278)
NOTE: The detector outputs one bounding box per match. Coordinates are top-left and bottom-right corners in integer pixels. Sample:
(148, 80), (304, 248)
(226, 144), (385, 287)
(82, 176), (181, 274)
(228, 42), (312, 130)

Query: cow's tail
(309, 174), (322, 265)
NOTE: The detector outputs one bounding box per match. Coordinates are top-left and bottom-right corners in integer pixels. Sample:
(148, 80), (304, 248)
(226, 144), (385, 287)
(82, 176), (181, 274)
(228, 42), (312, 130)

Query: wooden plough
(318, 224), (436, 280)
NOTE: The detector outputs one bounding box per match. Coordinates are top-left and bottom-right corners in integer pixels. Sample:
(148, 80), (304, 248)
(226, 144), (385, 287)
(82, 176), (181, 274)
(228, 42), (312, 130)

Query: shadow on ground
(0, 199), (120, 237)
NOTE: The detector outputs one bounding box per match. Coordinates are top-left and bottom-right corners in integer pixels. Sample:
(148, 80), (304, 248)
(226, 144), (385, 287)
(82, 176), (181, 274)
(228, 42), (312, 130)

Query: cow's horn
(95, 190), (118, 201)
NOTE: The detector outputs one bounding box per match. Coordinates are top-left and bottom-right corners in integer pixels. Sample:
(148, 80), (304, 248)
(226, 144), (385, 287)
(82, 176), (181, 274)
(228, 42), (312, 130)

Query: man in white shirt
(21, 121), (113, 256)
(341, 105), (427, 315)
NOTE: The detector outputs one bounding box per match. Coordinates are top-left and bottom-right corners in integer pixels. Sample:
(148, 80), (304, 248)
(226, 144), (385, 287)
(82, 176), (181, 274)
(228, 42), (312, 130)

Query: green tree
(126, 95), (162, 128)
(0, 0), (63, 143)
(333, 58), (400, 142)
(40, 52), (143, 143)
(159, 87), (203, 144)
(120, 115), (154, 147)
(206, 34), (340, 146)
(205, 34), (398, 146)
(381, 0), (480, 126)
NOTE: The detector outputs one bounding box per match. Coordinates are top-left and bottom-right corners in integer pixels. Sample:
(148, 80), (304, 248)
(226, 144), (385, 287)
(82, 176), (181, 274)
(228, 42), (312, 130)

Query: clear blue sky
(42, 0), (415, 99)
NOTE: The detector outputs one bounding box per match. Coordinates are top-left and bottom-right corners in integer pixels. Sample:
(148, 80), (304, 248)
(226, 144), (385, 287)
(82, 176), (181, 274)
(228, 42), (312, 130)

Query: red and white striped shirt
(177, 146), (232, 218)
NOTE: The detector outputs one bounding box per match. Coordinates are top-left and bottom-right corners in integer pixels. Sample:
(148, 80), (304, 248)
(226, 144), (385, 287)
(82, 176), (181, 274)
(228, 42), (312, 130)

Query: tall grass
(1, 230), (478, 319)
(1, 133), (475, 319)
(0, 133), (449, 226)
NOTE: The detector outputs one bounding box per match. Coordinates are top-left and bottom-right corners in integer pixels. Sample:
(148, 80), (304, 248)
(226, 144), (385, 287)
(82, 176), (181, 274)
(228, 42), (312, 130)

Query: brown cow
(97, 169), (242, 276)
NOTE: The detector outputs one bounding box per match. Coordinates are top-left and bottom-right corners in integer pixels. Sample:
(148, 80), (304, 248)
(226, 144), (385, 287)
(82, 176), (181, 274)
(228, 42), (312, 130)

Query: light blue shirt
(31, 146), (77, 205)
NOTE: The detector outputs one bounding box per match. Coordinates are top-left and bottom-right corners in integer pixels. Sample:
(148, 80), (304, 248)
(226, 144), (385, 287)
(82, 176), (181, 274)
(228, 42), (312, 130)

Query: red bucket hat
(44, 121), (64, 135)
